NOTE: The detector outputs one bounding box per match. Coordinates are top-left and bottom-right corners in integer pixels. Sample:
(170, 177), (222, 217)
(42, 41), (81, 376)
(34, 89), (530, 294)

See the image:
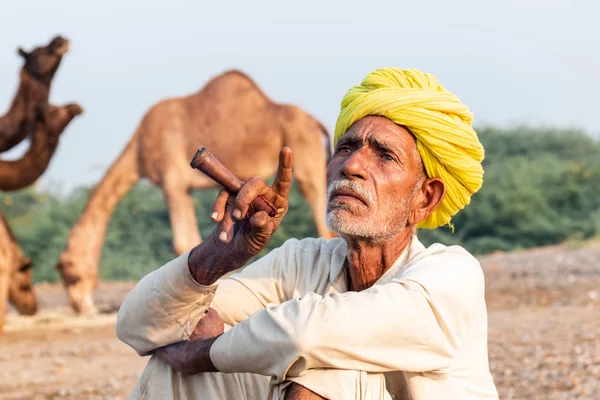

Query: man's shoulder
(402, 240), (486, 309)
(422, 242), (479, 263)
(407, 240), (484, 284)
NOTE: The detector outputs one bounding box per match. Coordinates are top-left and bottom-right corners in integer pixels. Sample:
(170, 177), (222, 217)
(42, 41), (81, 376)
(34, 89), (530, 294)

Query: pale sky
(1, 0), (598, 193)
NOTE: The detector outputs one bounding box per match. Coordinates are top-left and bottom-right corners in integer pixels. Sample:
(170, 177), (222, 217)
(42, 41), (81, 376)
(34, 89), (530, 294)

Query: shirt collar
(328, 234), (426, 293)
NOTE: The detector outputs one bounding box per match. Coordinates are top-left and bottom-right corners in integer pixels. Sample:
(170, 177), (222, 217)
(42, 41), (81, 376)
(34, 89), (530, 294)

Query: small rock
(54, 365), (68, 375)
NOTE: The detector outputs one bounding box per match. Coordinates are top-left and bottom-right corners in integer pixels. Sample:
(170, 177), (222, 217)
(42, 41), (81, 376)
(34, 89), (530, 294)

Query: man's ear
(408, 178), (446, 226)
(18, 48), (29, 60)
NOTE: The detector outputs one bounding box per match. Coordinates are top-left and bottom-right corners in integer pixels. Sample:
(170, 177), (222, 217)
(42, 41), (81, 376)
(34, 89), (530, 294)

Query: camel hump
(275, 104), (332, 162)
(209, 69), (256, 86)
(141, 70), (267, 119)
(200, 69), (270, 101)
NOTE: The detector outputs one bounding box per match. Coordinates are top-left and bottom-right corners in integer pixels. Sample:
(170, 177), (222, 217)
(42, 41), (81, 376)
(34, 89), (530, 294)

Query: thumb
(248, 211), (273, 239)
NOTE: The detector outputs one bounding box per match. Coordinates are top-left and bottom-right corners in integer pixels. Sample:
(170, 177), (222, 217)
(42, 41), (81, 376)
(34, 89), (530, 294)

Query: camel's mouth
(48, 36), (70, 56)
(53, 41), (70, 56)
(67, 103), (84, 116)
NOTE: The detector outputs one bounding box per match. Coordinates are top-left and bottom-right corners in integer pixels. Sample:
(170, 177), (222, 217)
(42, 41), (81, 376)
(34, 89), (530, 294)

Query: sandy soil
(1, 241), (599, 399)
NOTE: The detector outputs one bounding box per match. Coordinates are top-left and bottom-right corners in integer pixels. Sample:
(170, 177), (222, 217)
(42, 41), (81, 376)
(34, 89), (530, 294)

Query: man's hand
(155, 308), (224, 375)
(188, 147), (293, 285)
(190, 307), (224, 341)
(210, 146), (292, 257)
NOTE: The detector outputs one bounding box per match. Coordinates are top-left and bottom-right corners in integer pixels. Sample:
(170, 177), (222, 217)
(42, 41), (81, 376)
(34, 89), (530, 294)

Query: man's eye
(381, 154), (394, 161)
(338, 146), (351, 153)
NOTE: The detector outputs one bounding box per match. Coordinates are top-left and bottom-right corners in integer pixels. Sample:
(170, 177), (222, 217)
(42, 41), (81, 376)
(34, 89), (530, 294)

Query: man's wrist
(185, 335), (220, 374)
(155, 336), (221, 375)
(187, 234), (248, 285)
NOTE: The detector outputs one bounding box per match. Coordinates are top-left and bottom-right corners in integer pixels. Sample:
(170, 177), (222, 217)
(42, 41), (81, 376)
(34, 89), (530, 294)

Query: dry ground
(1, 241), (599, 399)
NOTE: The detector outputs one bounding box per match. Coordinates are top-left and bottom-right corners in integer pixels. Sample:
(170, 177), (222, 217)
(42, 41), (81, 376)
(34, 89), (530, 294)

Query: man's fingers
(190, 308), (224, 341)
(218, 200), (237, 243)
(271, 147), (293, 199)
(233, 177), (268, 220)
(211, 189), (229, 222)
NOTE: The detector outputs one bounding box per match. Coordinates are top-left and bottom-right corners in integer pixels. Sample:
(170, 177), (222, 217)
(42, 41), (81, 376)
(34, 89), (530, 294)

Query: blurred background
(1, 1), (599, 399)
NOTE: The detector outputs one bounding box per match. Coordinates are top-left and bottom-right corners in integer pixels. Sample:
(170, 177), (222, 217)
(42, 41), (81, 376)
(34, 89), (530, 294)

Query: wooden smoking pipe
(190, 147), (278, 218)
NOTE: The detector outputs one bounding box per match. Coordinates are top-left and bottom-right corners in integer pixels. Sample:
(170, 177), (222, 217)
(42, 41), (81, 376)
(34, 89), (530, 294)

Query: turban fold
(334, 68), (484, 229)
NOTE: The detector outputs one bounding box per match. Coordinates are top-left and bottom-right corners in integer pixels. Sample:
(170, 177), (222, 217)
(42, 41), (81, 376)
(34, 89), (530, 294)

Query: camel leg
(294, 160), (332, 239)
(287, 134), (333, 239)
(0, 212), (37, 316)
(57, 136), (140, 314)
(279, 106), (334, 239)
(0, 262), (9, 333)
(7, 244), (36, 316)
(163, 184), (202, 255)
(0, 213), (14, 332)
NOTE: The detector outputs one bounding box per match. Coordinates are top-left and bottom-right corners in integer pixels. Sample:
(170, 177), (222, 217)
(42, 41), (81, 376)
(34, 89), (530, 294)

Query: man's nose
(341, 148), (368, 181)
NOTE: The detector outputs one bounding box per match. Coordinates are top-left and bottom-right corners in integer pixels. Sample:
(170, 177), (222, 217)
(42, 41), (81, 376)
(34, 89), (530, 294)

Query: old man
(116, 68), (499, 399)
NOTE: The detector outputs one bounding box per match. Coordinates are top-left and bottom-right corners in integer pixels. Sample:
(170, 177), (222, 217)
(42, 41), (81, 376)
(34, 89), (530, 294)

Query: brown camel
(0, 102), (83, 331)
(0, 103), (84, 190)
(0, 213), (36, 332)
(57, 69), (333, 314)
(0, 35), (70, 152)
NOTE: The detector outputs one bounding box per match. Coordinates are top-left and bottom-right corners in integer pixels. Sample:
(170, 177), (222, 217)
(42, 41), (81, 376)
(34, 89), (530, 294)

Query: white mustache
(327, 179), (375, 206)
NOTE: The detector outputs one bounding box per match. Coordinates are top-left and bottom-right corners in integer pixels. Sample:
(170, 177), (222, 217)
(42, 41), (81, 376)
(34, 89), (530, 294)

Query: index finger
(271, 146), (293, 199)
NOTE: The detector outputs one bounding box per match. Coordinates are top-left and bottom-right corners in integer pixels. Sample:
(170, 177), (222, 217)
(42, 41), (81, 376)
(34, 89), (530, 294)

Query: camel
(0, 35), (70, 152)
(0, 103), (84, 190)
(0, 102), (83, 331)
(56, 69), (333, 314)
(0, 213), (36, 332)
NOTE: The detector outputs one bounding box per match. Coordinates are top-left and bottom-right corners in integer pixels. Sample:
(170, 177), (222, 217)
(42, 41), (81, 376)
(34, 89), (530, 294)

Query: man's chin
(326, 213), (367, 235)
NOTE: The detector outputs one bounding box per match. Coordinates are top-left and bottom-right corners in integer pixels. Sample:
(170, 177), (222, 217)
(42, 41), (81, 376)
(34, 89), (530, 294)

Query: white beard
(325, 179), (408, 243)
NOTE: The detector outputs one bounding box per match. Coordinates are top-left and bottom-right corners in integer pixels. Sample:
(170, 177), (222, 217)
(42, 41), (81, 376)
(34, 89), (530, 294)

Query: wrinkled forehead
(337, 116), (419, 154)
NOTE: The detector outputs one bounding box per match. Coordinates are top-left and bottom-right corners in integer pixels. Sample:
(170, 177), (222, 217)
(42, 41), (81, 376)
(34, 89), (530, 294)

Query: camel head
(18, 35), (70, 82)
(9, 257), (37, 316)
(36, 103), (84, 142)
(56, 252), (98, 315)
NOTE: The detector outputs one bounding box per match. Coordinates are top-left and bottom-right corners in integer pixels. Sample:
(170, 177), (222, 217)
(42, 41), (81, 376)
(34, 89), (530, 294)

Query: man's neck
(344, 228), (414, 291)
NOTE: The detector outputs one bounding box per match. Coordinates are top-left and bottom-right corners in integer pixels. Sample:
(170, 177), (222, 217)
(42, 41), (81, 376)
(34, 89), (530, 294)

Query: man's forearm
(154, 336), (221, 375)
(187, 233), (248, 285)
(116, 250), (223, 356)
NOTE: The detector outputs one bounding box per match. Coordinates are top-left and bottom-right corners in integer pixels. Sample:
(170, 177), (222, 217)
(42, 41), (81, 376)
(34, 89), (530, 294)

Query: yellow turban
(334, 68), (484, 229)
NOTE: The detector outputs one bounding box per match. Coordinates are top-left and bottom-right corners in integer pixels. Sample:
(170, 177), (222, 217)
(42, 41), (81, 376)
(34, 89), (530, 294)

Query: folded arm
(209, 252), (484, 382)
(115, 238), (300, 356)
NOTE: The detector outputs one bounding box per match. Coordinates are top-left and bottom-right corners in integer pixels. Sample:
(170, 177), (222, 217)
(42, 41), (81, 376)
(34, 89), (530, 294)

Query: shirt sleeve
(116, 239), (302, 356)
(209, 248), (485, 382)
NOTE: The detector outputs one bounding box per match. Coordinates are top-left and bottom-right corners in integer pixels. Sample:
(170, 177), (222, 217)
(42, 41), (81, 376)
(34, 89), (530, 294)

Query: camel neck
(9, 69), (51, 112)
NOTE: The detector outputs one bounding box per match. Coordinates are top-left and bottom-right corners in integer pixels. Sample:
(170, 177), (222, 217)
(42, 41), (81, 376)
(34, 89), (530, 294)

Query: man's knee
(285, 382), (327, 400)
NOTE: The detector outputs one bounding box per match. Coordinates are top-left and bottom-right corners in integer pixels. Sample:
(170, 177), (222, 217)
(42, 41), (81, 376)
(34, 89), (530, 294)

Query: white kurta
(116, 236), (499, 399)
